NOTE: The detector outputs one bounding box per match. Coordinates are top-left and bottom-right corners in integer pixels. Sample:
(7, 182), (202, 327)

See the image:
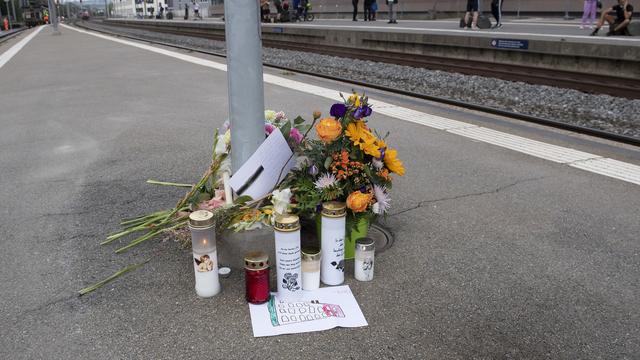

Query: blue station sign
(490, 39), (529, 50)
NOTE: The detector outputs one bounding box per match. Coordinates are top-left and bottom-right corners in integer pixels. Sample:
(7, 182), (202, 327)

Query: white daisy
(372, 184), (390, 214)
(314, 173), (337, 189)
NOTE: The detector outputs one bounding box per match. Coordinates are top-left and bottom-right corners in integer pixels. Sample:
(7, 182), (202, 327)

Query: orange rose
(346, 191), (373, 213)
(315, 118), (342, 143)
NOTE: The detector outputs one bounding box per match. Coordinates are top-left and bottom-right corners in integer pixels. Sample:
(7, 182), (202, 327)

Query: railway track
(0, 27), (28, 45)
(96, 20), (640, 100)
(74, 20), (640, 147)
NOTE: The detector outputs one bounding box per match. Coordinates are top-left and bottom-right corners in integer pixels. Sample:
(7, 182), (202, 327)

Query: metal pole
(10, 0), (16, 24)
(517, 0), (521, 18)
(0, 2), (4, 29)
(564, 0), (570, 20)
(224, 0), (265, 171)
(48, 0), (60, 34)
(105, 0), (108, 17)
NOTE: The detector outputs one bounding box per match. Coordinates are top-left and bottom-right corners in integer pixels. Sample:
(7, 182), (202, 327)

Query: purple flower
(353, 106), (372, 119)
(289, 127), (303, 145)
(330, 103), (347, 118)
(353, 105), (371, 119)
(265, 123), (276, 135)
(308, 164), (319, 176)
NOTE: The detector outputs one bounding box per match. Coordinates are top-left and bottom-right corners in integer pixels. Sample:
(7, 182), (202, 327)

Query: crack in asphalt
(390, 177), (545, 217)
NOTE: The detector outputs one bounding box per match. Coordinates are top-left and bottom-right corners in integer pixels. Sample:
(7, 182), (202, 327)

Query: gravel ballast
(82, 21), (640, 139)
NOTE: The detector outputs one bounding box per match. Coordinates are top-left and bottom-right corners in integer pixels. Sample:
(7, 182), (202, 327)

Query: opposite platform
(106, 17), (640, 79)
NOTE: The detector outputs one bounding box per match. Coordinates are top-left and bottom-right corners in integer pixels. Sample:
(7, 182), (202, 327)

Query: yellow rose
(315, 118), (343, 143)
(346, 191), (373, 213)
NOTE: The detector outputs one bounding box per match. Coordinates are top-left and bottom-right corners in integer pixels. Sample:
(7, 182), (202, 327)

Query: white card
(248, 285), (368, 337)
(229, 128), (295, 200)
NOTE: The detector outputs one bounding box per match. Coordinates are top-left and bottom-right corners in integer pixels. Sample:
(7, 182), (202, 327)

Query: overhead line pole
(224, 0), (265, 171)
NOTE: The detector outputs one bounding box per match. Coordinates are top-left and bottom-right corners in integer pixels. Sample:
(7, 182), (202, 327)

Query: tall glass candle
(274, 214), (302, 299)
(320, 202), (346, 286)
(354, 237), (375, 281)
(189, 210), (221, 298)
(301, 247), (321, 291)
(244, 251), (270, 304)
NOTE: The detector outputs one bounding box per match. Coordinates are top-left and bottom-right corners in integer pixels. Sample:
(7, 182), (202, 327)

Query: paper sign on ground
(248, 285), (368, 337)
(229, 128), (295, 200)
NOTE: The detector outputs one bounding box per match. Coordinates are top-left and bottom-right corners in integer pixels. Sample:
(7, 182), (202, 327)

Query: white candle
(274, 214), (302, 299)
(320, 202), (346, 286)
(354, 237), (375, 282)
(189, 210), (221, 298)
(301, 247), (321, 291)
(193, 250), (221, 297)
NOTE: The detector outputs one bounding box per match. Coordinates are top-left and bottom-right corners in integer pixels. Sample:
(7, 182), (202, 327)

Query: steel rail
(75, 21), (640, 147)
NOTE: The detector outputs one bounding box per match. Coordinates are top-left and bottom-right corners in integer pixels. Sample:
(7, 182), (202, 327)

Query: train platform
(107, 17), (640, 79)
(1, 25), (640, 358)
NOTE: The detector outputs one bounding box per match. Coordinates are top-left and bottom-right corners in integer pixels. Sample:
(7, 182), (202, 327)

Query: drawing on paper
(268, 296), (345, 327)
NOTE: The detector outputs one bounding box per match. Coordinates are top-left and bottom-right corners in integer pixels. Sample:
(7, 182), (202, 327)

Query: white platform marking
(62, 24), (640, 187)
(0, 26), (45, 70)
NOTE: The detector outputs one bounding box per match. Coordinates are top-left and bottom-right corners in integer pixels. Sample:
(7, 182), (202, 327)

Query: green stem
(146, 179), (194, 188)
(115, 220), (188, 254)
(78, 259), (150, 296)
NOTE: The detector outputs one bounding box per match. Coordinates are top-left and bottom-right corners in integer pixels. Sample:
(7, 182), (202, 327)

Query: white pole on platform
(224, 0), (265, 172)
(10, 0), (16, 25)
(48, 0), (60, 34)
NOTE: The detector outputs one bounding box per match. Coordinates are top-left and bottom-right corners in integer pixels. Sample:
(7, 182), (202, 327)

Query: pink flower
(265, 123), (276, 136)
(289, 128), (303, 144)
(198, 190), (226, 211)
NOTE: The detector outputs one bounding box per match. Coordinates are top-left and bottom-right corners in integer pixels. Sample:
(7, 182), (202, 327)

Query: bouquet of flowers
(280, 92), (405, 231)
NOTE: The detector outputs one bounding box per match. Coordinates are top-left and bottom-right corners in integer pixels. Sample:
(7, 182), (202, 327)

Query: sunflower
(345, 121), (380, 157)
(383, 148), (405, 176)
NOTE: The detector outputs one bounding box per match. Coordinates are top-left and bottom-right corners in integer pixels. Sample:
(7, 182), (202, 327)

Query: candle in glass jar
(274, 214), (302, 299)
(244, 251), (270, 304)
(320, 202), (346, 286)
(189, 210), (221, 298)
(301, 247), (321, 291)
(354, 237), (375, 281)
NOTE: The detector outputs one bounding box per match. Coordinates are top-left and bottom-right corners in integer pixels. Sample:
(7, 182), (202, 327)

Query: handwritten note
(229, 128), (295, 200)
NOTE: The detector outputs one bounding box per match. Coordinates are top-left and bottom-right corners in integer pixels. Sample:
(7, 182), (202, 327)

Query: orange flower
(346, 191), (373, 213)
(316, 118), (342, 143)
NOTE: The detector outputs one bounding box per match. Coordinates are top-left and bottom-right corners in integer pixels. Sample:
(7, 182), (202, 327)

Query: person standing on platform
(364, 0), (372, 20)
(352, 0), (359, 21)
(591, 0), (633, 35)
(491, 0), (503, 28)
(193, 1), (200, 19)
(386, 0), (397, 23)
(581, 0), (598, 29)
(464, 0), (479, 30)
(371, 0), (377, 20)
(184, 3), (189, 20)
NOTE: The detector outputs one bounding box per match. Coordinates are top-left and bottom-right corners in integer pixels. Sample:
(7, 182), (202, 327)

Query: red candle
(244, 251), (270, 304)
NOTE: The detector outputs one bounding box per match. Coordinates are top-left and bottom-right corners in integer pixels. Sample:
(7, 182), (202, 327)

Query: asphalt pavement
(1, 26), (639, 359)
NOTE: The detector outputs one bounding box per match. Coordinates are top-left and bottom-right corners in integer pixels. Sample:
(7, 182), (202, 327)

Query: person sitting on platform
(591, 0), (634, 36)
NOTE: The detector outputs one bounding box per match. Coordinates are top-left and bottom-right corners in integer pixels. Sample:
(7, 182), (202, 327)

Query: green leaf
(78, 259), (150, 296)
(324, 156), (333, 170)
(234, 195), (253, 205)
(280, 121), (292, 140)
(294, 116), (305, 125)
